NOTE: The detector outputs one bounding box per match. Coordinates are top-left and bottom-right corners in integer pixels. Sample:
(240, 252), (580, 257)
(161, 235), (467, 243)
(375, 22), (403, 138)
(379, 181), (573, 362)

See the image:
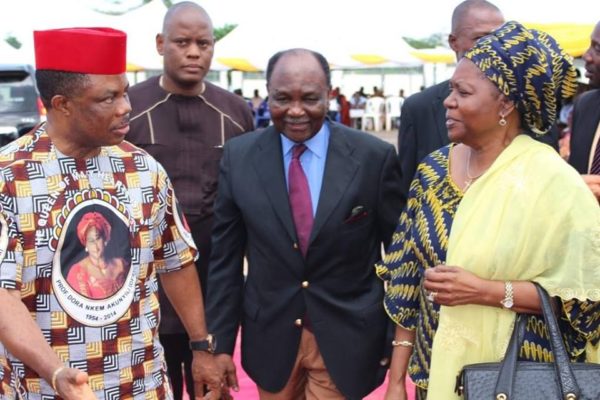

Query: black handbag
(455, 284), (600, 399)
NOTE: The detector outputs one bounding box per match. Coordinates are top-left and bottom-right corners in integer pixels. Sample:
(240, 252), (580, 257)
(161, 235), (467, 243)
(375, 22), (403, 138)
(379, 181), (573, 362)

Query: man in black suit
(205, 49), (402, 399)
(397, 0), (505, 204)
(569, 20), (600, 200)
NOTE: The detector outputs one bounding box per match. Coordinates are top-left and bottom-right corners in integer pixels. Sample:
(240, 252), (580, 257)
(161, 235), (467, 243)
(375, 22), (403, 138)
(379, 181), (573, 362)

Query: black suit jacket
(205, 122), (402, 399)
(397, 81), (449, 205)
(569, 89), (600, 173)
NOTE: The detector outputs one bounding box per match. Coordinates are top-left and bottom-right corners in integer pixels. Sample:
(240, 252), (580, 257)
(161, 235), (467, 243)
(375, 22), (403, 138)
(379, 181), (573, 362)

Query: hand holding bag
(455, 284), (600, 399)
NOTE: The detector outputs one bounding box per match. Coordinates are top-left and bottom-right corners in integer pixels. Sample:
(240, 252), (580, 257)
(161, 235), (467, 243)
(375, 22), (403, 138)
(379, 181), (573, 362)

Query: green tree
(92, 0), (234, 40)
(214, 24), (237, 42)
(404, 33), (445, 49)
(90, 0), (155, 15)
(4, 35), (21, 49)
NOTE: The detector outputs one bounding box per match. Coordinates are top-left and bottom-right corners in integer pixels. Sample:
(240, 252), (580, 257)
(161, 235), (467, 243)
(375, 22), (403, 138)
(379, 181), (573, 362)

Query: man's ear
(448, 33), (458, 53)
(156, 33), (164, 56)
(51, 95), (70, 116)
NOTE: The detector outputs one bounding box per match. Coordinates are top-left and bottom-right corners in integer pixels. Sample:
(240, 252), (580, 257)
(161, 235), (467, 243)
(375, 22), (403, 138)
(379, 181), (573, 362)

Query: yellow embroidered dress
(377, 139), (600, 395)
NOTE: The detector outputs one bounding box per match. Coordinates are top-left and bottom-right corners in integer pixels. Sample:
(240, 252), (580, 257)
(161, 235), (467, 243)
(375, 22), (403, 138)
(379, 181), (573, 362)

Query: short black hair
(266, 49), (331, 88)
(35, 70), (90, 109)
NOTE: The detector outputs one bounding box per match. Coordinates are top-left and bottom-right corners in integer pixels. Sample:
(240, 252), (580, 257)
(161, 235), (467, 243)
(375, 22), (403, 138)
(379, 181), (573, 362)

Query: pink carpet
(183, 333), (415, 399)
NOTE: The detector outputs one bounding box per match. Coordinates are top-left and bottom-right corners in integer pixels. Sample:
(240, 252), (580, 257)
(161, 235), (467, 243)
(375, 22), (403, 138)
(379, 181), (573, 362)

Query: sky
(1, 0), (598, 41)
(201, 0), (599, 37)
(0, 0), (597, 71)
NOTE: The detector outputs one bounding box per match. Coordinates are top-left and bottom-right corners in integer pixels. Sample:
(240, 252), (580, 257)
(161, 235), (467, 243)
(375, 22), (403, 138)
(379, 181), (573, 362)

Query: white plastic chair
(385, 96), (402, 131)
(361, 97), (385, 131)
(349, 108), (365, 129)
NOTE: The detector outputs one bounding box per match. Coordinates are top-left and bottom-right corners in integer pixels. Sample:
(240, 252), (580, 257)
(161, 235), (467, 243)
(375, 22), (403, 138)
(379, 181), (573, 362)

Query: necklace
(464, 149), (489, 190)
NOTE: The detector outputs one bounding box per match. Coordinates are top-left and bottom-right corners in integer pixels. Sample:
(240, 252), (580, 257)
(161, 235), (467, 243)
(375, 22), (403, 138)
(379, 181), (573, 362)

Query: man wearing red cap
(0, 27), (222, 400)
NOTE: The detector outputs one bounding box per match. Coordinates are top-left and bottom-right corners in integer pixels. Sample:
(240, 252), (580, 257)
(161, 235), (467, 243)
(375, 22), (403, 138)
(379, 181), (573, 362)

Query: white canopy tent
(213, 11), (423, 72)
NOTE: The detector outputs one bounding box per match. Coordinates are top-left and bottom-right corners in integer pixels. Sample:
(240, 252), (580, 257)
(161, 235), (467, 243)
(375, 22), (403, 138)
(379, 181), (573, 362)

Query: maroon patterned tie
(288, 144), (313, 256)
(590, 142), (600, 175)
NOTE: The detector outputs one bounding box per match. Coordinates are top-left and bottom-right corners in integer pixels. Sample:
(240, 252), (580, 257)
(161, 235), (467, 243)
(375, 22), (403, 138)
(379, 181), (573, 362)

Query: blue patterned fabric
(377, 146), (459, 388)
(465, 21), (578, 135)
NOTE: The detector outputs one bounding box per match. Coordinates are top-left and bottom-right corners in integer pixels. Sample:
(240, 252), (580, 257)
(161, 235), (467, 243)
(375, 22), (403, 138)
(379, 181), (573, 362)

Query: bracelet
(500, 281), (514, 309)
(51, 366), (66, 394)
(392, 340), (414, 347)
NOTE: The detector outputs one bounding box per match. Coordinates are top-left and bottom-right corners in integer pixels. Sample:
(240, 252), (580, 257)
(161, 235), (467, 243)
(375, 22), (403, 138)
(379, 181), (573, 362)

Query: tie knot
(292, 144), (307, 160)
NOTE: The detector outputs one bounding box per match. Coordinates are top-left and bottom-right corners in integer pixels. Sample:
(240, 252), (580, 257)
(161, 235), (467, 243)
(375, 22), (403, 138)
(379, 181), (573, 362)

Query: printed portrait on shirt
(63, 210), (130, 299)
(52, 199), (135, 326)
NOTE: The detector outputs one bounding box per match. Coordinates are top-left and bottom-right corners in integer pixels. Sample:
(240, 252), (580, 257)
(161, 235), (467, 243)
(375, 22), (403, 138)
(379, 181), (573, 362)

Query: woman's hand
(423, 265), (484, 306)
(384, 378), (407, 400)
(386, 326), (414, 400)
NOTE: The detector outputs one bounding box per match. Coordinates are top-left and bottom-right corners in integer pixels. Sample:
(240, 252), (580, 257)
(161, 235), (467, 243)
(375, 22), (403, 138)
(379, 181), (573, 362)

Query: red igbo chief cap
(34, 27), (126, 74)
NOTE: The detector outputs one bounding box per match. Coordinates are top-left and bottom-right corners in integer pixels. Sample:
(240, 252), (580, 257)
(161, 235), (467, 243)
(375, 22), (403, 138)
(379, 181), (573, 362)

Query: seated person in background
(337, 91), (351, 126)
(349, 90), (367, 129)
(372, 86), (384, 97)
(255, 96), (271, 128)
(350, 90), (367, 110)
(327, 87), (340, 121)
(251, 89), (263, 114)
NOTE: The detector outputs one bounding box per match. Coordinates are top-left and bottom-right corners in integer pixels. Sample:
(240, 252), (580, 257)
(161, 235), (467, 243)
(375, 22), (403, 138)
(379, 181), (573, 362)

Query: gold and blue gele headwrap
(465, 21), (578, 135)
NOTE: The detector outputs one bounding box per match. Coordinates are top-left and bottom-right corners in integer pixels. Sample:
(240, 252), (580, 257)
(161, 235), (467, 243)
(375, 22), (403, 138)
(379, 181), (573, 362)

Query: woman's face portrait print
(52, 201), (135, 326)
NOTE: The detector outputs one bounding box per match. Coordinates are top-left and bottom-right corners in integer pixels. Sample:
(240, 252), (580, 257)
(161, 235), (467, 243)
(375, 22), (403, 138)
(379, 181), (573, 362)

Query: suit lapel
(582, 91), (600, 146)
(251, 127), (297, 242)
(310, 125), (359, 243)
(432, 82), (450, 145)
(571, 90), (600, 173)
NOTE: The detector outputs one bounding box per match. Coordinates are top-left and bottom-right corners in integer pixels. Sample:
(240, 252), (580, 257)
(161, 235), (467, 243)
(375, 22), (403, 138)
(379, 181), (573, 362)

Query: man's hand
(582, 174), (600, 201)
(54, 368), (96, 399)
(191, 351), (222, 400)
(215, 353), (238, 399)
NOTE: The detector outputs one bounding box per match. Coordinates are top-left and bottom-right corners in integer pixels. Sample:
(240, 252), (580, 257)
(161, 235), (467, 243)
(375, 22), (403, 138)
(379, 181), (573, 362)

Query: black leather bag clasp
(455, 284), (600, 399)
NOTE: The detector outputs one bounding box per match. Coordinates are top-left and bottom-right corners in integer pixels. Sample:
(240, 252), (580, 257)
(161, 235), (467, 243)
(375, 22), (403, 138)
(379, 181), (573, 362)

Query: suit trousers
(257, 328), (345, 400)
(160, 333), (194, 400)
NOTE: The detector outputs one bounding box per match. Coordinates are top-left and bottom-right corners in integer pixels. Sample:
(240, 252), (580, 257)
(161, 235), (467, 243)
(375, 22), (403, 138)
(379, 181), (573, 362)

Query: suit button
(293, 243), (299, 250)
(294, 318), (302, 327)
(301, 281), (309, 288)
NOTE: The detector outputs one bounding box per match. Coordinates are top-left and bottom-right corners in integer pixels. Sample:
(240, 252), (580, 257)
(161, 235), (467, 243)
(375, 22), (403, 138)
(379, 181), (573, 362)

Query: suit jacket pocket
(338, 215), (374, 259)
(243, 297), (260, 322)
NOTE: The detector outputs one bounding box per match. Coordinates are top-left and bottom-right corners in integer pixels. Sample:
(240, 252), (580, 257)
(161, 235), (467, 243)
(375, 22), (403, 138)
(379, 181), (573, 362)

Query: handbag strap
(535, 284), (580, 398)
(494, 314), (526, 398)
(493, 283), (580, 399)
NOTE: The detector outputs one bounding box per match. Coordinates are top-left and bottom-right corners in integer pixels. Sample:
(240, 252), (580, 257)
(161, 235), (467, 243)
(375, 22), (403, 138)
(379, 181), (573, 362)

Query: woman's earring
(85, 247), (88, 252)
(499, 114), (507, 126)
